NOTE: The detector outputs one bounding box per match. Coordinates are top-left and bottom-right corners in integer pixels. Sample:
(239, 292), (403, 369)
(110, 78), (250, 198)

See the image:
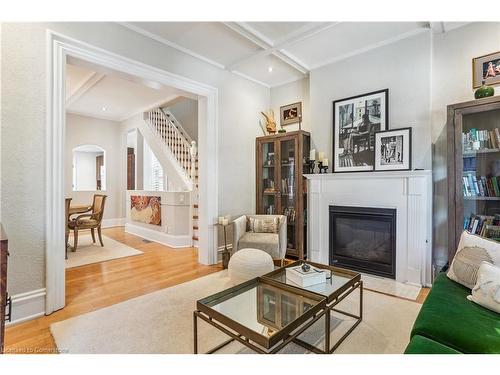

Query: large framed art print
(333, 89), (388, 172)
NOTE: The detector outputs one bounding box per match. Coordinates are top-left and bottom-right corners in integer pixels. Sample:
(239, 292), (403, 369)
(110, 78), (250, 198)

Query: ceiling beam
(66, 72), (105, 107)
(223, 22), (337, 74)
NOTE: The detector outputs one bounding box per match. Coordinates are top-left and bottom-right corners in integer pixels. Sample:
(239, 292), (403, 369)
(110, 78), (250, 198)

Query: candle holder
(305, 158), (316, 174)
(317, 161), (329, 174)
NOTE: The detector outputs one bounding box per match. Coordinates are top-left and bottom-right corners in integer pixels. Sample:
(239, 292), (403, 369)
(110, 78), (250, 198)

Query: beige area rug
(65, 235), (143, 268)
(50, 271), (420, 354)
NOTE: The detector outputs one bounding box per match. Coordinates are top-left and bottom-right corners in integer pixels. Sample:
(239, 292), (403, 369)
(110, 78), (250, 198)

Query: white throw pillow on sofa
(467, 261), (500, 314)
(447, 231), (500, 289)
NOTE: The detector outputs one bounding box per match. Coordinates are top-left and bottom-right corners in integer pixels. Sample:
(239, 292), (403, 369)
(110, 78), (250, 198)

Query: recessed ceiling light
(268, 66), (273, 73)
(102, 107), (107, 112)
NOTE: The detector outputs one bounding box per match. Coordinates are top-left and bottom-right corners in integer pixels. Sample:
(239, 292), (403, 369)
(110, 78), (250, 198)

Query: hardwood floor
(4, 228), (430, 354)
(4, 227), (221, 354)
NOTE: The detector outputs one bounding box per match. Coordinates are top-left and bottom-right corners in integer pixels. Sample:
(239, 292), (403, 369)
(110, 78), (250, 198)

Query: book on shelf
(462, 175), (500, 198)
(465, 214), (500, 239)
(462, 127), (500, 152)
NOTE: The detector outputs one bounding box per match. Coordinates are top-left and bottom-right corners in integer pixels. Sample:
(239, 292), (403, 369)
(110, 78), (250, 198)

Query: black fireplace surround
(329, 205), (396, 279)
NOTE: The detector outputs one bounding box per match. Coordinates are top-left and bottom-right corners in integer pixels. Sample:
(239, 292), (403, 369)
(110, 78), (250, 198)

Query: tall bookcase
(447, 96), (500, 261)
(256, 130), (310, 259)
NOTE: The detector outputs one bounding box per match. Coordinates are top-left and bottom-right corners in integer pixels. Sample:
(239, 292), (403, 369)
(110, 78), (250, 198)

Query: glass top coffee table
(263, 260), (363, 353)
(193, 261), (362, 354)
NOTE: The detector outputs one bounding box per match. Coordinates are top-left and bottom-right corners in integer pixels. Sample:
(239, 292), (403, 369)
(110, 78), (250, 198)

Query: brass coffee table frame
(193, 262), (362, 354)
(264, 260), (362, 354)
(194, 277), (327, 354)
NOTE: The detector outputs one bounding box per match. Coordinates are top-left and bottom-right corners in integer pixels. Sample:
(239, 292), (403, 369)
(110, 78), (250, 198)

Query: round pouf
(228, 248), (274, 283)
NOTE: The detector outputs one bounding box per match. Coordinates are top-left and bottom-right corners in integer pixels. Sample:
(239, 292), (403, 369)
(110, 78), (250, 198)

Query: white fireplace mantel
(305, 170), (432, 286)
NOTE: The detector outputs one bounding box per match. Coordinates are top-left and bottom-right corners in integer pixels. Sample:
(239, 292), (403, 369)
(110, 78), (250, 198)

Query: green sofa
(405, 272), (500, 354)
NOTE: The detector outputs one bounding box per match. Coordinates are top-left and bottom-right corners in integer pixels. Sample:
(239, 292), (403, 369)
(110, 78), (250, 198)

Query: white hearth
(305, 171), (432, 286)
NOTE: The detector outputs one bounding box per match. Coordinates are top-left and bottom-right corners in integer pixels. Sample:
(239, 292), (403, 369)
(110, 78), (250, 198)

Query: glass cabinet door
(260, 141), (278, 215)
(280, 138), (298, 253)
(461, 108), (500, 241)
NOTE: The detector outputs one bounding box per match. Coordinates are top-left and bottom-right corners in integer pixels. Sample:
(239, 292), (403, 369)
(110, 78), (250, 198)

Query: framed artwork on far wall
(472, 51), (500, 89)
(374, 127), (412, 172)
(333, 89), (388, 172)
(280, 102), (302, 126)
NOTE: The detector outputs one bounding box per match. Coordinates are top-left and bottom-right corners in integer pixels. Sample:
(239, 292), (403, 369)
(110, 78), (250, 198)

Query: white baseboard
(5, 288), (46, 326)
(125, 223), (192, 248)
(102, 218), (126, 228)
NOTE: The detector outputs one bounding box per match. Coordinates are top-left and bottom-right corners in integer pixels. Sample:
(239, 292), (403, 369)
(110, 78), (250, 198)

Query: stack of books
(285, 265), (326, 287)
(462, 175), (500, 197)
(464, 214), (500, 238)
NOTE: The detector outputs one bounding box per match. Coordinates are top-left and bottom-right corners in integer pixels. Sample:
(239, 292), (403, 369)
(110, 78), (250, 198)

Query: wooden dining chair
(68, 194), (107, 252)
(65, 198), (72, 259)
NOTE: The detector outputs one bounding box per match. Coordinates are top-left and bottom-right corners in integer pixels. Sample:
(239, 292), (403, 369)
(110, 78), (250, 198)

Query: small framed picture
(374, 127), (412, 171)
(472, 51), (500, 89)
(280, 102), (302, 126)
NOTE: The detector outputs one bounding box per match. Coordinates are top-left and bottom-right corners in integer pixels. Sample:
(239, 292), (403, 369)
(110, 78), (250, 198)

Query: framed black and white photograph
(374, 127), (412, 171)
(333, 89), (388, 172)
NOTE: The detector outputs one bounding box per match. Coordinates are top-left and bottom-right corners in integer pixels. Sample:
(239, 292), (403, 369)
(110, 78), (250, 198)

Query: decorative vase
(475, 81), (495, 99)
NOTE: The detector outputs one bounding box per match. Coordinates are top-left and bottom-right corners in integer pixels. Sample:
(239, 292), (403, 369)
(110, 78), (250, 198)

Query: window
(151, 153), (164, 191)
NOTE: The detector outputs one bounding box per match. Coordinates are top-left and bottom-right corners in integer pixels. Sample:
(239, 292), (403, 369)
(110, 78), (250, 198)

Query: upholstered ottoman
(228, 248), (274, 282)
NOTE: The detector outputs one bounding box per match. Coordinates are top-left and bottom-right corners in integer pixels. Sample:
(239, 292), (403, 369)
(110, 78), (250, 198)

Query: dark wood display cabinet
(256, 130), (310, 259)
(0, 224), (9, 354)
(447, 96), (500, 261)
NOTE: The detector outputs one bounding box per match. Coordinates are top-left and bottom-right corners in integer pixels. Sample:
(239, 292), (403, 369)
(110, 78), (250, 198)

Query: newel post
(190, 140), (198, 186)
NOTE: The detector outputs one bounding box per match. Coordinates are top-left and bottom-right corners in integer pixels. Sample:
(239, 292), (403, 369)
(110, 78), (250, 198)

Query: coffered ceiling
(65, 61), (191, 121)
(121, 21), (468, 88)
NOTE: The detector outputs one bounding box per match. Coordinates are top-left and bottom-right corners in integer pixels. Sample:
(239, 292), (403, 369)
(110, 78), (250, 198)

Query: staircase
(144, 107), (199, 247)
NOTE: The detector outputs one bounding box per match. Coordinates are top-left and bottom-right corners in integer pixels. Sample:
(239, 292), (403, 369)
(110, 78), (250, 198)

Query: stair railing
(145, 108), (197, 185)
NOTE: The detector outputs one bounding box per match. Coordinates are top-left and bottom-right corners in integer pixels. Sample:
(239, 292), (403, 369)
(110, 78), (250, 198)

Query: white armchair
(232, 214), (287, 261)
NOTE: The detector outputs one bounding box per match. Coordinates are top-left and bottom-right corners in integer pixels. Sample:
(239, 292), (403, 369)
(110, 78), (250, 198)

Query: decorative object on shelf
(280, 102), (302, 127)
(278, 123), (286, 133)
(260, 109), (277, 134)
(333, 89), (389, 173)
(301, 262), (311, 272)
(474, 80), (495, 99)
(374, 127), (412, 171)
(472, 51), (500, 89)
(318, 158), (329, 173)
(306, 149), (316, 173)
(216, 216), (232, 269)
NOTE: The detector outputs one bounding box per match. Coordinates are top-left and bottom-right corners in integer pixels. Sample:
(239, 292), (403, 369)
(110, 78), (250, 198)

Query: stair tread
(193, 226), (199, 230)
(193, 215), (199, 219)
(192, 236), (199, 241)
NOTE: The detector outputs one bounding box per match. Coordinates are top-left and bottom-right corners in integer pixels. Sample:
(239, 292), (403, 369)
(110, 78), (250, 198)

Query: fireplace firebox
(329, 205), (396, 278)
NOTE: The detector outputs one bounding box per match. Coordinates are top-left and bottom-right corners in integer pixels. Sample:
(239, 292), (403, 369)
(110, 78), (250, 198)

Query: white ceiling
(121, 21), (468, 88)
(65, 61), (190, 121)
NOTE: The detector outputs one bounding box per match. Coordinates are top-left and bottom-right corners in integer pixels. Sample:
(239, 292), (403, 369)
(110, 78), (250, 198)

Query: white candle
(309, 149), (316, 161)
(323, 158), (329, 167)
(318, 152), (325, 162)
(222, 218), (229, 226)
(218, 216), (224, 225)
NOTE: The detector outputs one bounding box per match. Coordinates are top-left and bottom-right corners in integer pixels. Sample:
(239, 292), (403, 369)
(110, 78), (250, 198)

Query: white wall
(309, 31), (432, 170)
(270, 78), (310, 133)
(166, 97), (198, 142)
(73, 150), (101, 191)
(1, 22), (269, 295)
(65, 113), (123, 221)
(431, 23), (500, 266)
